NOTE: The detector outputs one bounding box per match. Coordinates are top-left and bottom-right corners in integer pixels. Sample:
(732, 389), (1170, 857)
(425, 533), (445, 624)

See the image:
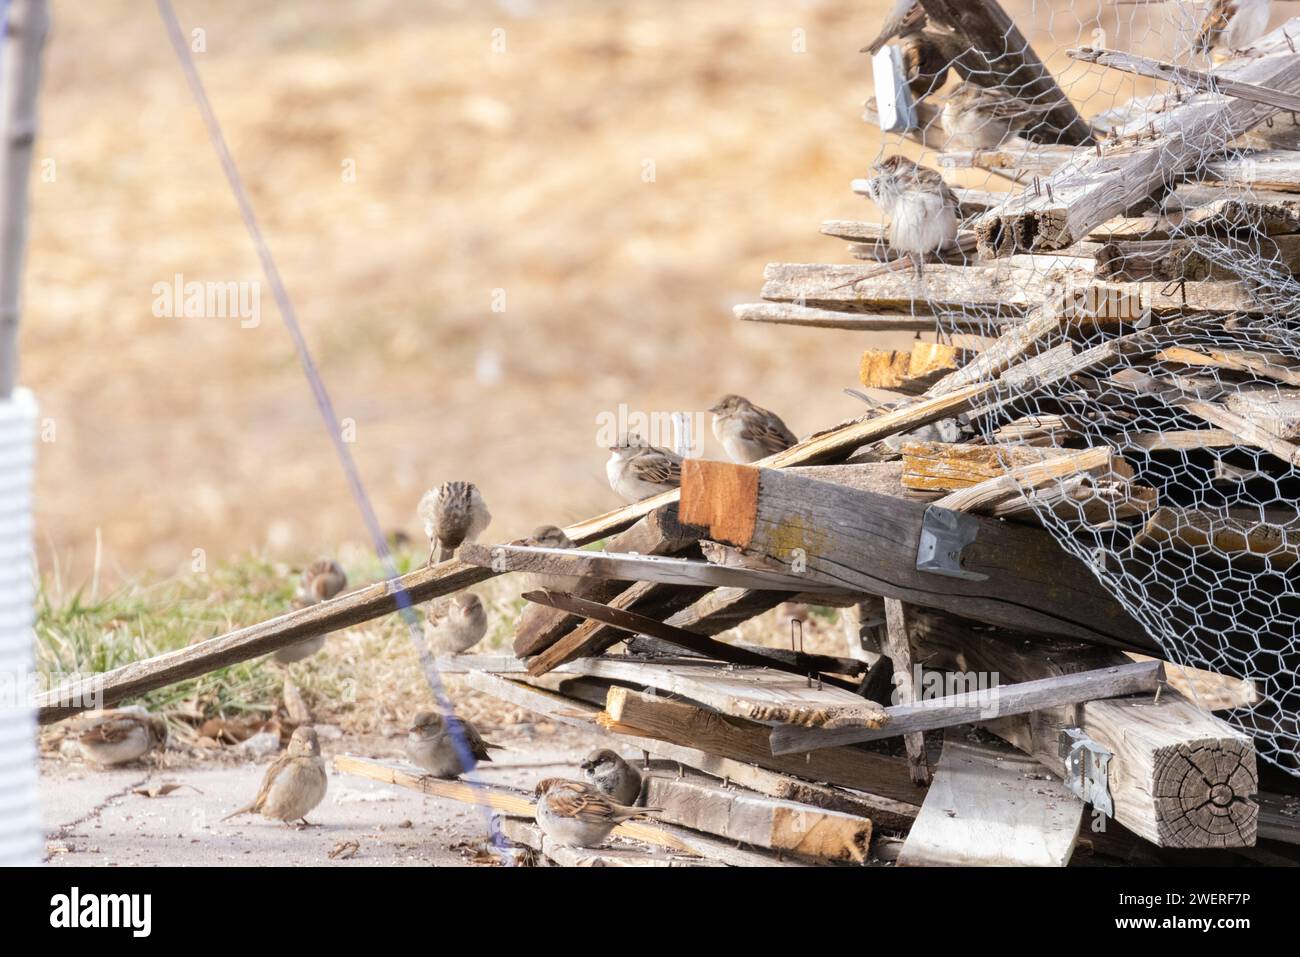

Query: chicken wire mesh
(863, 1), (1300, 774)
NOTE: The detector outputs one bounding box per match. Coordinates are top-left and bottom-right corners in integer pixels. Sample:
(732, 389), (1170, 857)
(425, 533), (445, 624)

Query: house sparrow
(533, 778), (658, 848)
(522, 524), (583, 594)
(861, 0), (924, 55)
(940, 81), (1058, 150)
(275, 558), (348, 664)
(709, 394), (797, 463)
(898, 29), (966, 100)
(425, 591), (489, 655)
(864, 155), (959, 277)
(75, 706), (167, 767)
(580, 748), (643, 806)
(417, 481), (491, 566)
(1193, 0), (1270, 54)
(605, 434), (682, 503)
(223, 726), (327, 826)
(405, 710), (502, 778)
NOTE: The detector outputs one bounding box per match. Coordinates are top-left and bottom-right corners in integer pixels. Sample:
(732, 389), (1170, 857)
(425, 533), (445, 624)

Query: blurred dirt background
(24, 0), (1195, 582)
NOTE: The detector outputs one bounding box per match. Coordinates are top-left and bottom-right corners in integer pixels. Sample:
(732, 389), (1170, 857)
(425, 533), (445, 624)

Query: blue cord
(153, 0), (508, 858)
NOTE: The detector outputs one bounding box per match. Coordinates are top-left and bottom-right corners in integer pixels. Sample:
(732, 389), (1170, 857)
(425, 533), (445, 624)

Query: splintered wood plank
(884, 600), (930, 786)
(734, 302), (952, 332)
(976, 21), (1300, 256)
(860, 342), (964, 393)
(603, 687), (928, 806)
(498, 818), (723, 867)
(900, 441), (1065, 493)
(458, 670), (919, 827)
(642, 775), (873, 863)
(442, 655), (882, 728)
(770, 660), (1164, 754)
(333, 754), (692, 853)
(1131, 506), (1300, 568)
(1155, 346), (1300, 387)
(1071, 48), (1300, 114)
(896, 731), (1083, 867)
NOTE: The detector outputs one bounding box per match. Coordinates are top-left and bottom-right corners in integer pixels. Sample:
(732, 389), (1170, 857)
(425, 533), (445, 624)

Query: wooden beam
(642, 775), (873, 863)
(883, 600), (931, 786)
(603, 687), (929, 806)
(770, 660), (1163, 754)
(679, 461), (1157, 650)
(498, 818), (724, 867)
(1070, 47), (1300, 114)
(909, 614), (1258, 848)
(457, 670), (920, 828)
(897, 730), (1083, 866)
(976, 21), (1300, 256)
(734, 302), (948, 332)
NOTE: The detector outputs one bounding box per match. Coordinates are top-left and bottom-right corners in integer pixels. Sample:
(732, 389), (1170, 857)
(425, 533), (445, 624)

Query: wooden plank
(443, 654), (878, 726)
(909, 613), (1258, 848)
(734, 302), (960, 333)
(901, 441), (1067, 493)
(1155, 345), (1300, 387)
(642, 775), (873, 863)
(976, 21), (1300, 256)
(603, 687), (928, 806)
(332, 754), (692, 853)
(1071, 47), (1300, 114)
(883, 600), (930, 786)
(679, 461), (1157, 651)
(1206, 150), (1300, 193)
(1131, 506), (1300, 568)
(498, 818), (723, 867)
(896, 731), (1083, 867)
(465, 543), (841, 595)
(770, 660), (1163, 754)
(457, 670), (920, 828)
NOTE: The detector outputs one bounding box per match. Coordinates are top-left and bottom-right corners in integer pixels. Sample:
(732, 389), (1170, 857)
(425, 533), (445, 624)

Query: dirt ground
(42, 721), (611, 867)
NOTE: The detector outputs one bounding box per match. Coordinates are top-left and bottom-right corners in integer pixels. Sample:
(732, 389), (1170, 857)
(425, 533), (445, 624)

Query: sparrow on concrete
(522, 524), (583, 594)
(418, 481), (491, 566)
(274, 558), (348, 665)
(223, 726), (327, 826)
(425, 592), (489, 656)
(533, 778), (658, 848)
(864, 154), (959, 277)
(709, 394), (797, 463)
(940, 81), (1059, 150)
(1193, 0), (1271, 54)
(405, 710), (502, 778)
(605, 435), (682, 503)
(75, 706), (168, 767)
(580, 748), (643, 806)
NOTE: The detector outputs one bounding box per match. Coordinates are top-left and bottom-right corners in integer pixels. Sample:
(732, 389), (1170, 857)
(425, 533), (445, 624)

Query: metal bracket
(1058, 727), (1114, 817)
(915, 506), (988, 582)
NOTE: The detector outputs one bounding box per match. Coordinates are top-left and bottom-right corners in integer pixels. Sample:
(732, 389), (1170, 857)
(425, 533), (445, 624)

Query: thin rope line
(154, 0), (507, 857)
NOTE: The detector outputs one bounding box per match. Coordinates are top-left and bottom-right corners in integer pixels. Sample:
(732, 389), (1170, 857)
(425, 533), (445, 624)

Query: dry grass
(25, 0), (1172, 584)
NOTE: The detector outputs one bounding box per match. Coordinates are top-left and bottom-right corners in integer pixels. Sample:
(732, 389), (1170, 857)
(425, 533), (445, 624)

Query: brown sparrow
(861, 0), (925, 55)
(709, 394), (797, 463)
(223, 726), (327, 826)
(864, 155), (959, 277)
(580, 748), (643, 806)
(1193, 0), (1270, 54)
(425, 591), (489, 655)
(418, 481), (491, 566)
(522, 524), (582, 594)
(605, 434), (682, 503)
(75, 706), (167, 767)
(897, 29), (966, 100)
(405, 710), (501, 778)
(940, 81), (1059, 150)
(533, 778), (658, 848)
(275, 558), (348, 664)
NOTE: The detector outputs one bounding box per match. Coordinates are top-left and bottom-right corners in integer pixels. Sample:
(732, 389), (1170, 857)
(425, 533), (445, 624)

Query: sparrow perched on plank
(710, 394), (797, 463)
(580, 748), (643, 806)
(75, 706), (168, 767)
(405, 710), (502, 778)
(605, 434), (682, 503)
(275, 558), (348, 664)
(1193, 0), (1271, 54)
(522, 524), (583, 594)
(418, 481), (491, 566)
(940, 81), (1058, 150)
(864, 155), (959, 277)
(223, 726), (327, 826)
(534, 778), (658, 848)
(425, 591), (489, 655)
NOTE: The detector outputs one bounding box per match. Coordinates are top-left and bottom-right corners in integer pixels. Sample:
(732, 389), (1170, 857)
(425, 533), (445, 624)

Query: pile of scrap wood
(36, 3), (1300, 867)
